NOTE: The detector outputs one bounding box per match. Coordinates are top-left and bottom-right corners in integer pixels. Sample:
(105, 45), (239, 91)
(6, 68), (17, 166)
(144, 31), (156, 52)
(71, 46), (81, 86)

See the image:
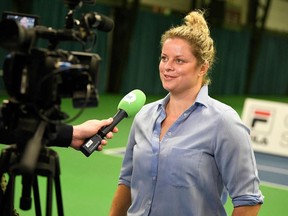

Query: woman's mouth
(163, 74), (176, 80)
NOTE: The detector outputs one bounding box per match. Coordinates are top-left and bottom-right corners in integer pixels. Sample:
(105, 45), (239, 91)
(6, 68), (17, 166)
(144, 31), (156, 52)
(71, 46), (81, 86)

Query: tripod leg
(0, 147), (13, 214)
(54, 174), (64, 216)
(1, 173), (17, 216)
(46, 176), (53, 216)
(0, 147), (21, 216)
(33, 176), (42, 216)
(0, 174), (6, 212)
(20, 173), (33, 210)
(52, 151), (64, 216)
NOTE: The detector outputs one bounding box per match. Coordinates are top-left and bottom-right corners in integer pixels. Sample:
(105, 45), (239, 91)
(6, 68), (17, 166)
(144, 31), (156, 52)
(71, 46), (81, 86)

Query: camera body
(0, 5), (113, 147)
(3, 47), (100, 109)
(0, 11), (101, 109)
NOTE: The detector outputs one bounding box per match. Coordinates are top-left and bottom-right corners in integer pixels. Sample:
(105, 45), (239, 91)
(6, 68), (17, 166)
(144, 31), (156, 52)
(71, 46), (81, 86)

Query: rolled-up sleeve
(214, 109), (264, 207)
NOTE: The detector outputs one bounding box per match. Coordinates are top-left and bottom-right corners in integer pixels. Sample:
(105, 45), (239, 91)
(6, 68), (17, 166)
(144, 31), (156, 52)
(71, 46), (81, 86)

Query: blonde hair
(160, 10), (215, 85)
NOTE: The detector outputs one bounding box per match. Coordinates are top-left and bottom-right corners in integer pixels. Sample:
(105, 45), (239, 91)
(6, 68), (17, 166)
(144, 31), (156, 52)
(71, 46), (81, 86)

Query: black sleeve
(47, 125), (73, 148)
(0, 104), (73, 147)
(0, 128), (16, 144)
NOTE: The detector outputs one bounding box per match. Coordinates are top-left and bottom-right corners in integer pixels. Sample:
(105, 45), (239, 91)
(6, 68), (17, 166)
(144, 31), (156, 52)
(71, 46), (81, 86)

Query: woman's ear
(198, 61), (209, 77)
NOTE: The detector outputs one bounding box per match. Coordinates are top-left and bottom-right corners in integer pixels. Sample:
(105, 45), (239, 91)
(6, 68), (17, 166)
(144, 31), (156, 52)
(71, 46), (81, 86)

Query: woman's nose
(164, 60), (174, 71)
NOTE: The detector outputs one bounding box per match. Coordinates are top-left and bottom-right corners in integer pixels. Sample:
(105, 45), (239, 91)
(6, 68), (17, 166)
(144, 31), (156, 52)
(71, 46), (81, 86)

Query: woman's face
(159, 38), (205, 95)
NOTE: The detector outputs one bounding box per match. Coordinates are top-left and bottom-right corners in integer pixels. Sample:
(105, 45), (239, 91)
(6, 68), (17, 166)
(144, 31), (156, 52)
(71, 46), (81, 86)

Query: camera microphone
(82, 12), (114, 32)
(80, 89), (146, 157)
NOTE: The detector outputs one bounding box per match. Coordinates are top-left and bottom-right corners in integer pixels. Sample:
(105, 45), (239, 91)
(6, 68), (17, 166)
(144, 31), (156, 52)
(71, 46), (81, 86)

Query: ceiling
(94, 0), (288, 32)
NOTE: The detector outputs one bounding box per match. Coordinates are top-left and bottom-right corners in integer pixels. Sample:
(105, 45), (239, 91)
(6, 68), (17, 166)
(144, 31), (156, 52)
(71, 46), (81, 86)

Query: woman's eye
(160, 56), (168, 62)
(175, 59), (184, 64)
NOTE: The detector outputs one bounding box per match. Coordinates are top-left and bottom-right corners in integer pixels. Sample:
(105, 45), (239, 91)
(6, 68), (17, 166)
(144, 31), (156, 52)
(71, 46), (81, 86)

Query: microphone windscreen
(95, 13), (114, 32)
(117, 89), (146, 117)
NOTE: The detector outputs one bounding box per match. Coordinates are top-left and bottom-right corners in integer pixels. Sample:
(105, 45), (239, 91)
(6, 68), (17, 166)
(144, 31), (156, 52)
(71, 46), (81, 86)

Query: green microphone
(80, 89), (146, 157)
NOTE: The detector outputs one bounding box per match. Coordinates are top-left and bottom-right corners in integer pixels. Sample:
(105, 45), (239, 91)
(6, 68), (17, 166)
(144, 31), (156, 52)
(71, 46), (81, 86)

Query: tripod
(0, 145), (64, 216)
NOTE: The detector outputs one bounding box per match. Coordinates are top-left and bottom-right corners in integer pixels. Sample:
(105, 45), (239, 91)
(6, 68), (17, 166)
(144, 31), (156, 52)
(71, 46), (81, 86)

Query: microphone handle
(80, 109), (127, 157)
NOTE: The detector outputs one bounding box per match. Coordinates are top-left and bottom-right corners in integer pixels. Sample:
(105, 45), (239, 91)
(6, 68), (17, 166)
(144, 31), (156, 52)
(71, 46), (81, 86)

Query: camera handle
(0, 145), (64, 216)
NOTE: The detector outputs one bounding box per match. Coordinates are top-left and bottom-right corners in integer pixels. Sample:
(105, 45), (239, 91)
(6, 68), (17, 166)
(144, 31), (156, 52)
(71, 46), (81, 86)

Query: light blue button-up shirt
(119, 85), (263, 216)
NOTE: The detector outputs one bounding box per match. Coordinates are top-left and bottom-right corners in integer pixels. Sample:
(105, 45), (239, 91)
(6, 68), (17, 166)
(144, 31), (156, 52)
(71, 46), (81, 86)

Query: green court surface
(1, 94), (288, 215)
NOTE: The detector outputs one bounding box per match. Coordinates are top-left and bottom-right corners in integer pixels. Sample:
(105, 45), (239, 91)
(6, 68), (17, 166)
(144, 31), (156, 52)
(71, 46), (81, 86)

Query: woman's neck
(167, 86), (201, 115)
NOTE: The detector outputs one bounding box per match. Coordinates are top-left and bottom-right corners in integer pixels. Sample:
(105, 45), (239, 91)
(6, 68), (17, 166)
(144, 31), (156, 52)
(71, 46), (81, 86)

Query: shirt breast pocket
(167, 148), (201, 188)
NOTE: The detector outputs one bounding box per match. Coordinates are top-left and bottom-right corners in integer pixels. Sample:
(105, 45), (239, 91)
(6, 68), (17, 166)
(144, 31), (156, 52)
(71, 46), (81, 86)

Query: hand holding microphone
(80, 89), (146, 157)
(71, 118), (117, 150)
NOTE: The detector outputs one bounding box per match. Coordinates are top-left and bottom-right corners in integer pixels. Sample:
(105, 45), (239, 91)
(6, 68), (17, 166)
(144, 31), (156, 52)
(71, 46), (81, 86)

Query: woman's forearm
(109, 184), (131, 216)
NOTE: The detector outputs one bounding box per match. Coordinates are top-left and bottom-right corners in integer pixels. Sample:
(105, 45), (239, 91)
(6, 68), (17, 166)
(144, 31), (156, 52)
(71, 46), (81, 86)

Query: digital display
(2, 11), (39, 28)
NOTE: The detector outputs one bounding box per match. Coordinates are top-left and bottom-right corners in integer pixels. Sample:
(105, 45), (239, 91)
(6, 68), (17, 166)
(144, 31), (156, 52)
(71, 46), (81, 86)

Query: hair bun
(184, 10), (210, 35)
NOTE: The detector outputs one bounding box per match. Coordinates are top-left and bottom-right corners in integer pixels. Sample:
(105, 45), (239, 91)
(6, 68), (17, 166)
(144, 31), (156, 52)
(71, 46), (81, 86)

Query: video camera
(0, 2), (113, 109)
(0, 0), (114, 147)
(0, 1), (114, 214)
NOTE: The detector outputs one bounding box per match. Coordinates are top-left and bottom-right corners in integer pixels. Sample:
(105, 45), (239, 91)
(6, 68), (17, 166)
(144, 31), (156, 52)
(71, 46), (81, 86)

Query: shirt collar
(156, 85), (209, 111)
(195, 85), (209, 108)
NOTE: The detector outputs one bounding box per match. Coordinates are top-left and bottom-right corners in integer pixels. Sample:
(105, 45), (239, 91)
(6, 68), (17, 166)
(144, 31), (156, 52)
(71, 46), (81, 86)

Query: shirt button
(152, 177), (156, 181)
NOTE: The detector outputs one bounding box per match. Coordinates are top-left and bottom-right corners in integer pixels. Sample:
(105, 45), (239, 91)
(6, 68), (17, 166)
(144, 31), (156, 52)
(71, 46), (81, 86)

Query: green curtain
(121, 10), (182, 95)
(251, 32), (288, 95)
(209, 27), (250, 95)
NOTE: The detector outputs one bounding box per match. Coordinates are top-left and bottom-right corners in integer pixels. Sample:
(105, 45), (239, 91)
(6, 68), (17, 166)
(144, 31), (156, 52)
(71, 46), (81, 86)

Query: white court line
(261, 181), (288, 191)
(257, 164), (288, 175)
(103, 147), (126, 157)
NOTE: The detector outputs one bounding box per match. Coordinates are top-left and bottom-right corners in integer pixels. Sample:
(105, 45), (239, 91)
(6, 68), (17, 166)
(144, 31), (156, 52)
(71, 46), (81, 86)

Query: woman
(109, 10), (263, 216)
